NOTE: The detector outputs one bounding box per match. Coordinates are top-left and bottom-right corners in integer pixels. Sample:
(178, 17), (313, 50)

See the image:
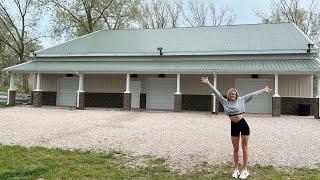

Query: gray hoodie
(208, 83), (264, 115)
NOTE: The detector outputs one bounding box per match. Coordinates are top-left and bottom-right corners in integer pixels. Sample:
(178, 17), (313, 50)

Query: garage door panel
(57, 77), (79, 107)
(236, 78), (272, 114)
(147, 78), (176, 110)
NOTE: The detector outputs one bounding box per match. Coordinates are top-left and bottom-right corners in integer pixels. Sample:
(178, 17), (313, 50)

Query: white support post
(9, 74), (16, 91)
(175, 74), (181, 94)
(7, 74), (16, 105)
(273, 74), (280, 97)
(311, 74), (314, 97)
(35, 73), (41, 91)
(77, 74), (84, 108)
(212, 73), (217, 113)
(32, 73), (37, 90)
(124, 73), (130, 93)
(318, 75), (320, 117)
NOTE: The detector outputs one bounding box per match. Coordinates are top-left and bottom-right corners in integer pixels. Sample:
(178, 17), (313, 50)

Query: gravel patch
(1, 106), (320, 171)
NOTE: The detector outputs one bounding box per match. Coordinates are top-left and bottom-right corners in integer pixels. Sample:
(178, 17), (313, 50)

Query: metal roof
(33, 23), (319, 57)
(3, 59), (320, 74)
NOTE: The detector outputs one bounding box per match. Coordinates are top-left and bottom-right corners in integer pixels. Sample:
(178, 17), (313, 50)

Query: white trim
(2, 61), (31, 72)
(31, 49), (318, 57)
(4, 70), (320, 75)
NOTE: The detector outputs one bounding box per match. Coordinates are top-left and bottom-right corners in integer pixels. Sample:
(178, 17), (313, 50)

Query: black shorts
(231, 118), (250, 137)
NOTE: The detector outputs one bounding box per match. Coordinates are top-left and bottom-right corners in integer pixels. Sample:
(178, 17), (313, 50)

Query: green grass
(0, 102), (6, 108)
(0, 86), (29, 94)
(0, 145), (319, 179)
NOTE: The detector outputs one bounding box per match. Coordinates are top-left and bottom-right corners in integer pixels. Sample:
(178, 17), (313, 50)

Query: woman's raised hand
(263, 85), (273, 93)
(200, 77), (210, 84)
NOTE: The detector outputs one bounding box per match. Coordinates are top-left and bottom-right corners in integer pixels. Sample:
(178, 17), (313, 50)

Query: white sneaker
(239, 170), (250, 179)
(232, 169), (240, 178)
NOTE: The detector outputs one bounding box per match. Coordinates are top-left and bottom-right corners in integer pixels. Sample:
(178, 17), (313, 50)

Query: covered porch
(3, 59), (320, 118)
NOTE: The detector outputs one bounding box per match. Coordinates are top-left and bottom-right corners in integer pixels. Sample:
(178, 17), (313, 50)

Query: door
(130, 81), (141, 108)
(57, 77), (79, 106)
(147, 78), (176, 110)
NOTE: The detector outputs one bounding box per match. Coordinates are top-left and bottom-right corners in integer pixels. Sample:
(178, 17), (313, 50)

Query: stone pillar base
(123, 93), (132, 110)
(211, 95), (218, 114)
(7, 90), (16, 106)
(174, 94), (182, 112)
(314, 98), (320, 119)
(272, 96), (281, 117)
(30, 91), (34, 105)
(33, 91), (42, 107)
(76, 91), (85, 110)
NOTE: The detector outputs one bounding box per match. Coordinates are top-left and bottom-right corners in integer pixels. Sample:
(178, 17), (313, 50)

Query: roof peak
(101, 22), (293, 32)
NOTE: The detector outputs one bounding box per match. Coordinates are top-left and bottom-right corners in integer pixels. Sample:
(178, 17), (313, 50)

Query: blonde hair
(227, 88), (239, 101)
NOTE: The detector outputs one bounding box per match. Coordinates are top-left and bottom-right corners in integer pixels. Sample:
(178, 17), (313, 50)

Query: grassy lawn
(0, 86), (29, 94)
(0, 102), (6, 108)
(0, 145), (319, 179)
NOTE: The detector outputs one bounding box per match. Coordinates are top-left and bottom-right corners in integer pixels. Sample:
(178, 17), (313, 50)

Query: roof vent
(157, 47), (163, 56)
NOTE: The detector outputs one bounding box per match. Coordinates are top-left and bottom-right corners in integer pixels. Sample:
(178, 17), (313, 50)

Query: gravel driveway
(1, 106), (319, 170)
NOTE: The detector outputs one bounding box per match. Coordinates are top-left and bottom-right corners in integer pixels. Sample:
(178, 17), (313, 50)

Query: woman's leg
(241, 135), (250, 170)
(231, 136), (240, 170)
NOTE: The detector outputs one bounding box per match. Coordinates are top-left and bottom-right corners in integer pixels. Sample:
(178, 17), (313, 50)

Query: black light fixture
(130, 74), (137, 78)
(307, 43), (314, 53)
(157, 47), (163, 56)
(251, 74), (259, 78)
(158, 74), (165, 78)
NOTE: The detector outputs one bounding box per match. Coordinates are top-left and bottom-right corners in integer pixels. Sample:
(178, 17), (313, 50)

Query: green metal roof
(34, 23), (319, 57)
(3, 59), (320, 74)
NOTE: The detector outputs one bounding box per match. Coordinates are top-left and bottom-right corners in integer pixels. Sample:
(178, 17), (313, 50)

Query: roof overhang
(3, 59), (320, 74)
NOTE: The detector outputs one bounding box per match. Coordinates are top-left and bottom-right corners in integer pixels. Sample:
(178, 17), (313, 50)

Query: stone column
(7, 74), (16, 106)
(272, 74), (281, 117)
(174, 74), (182, 112)
(76, 74), (85, 110)
(211, 73), (218, 114)
(33, 73), (42, 107)
(123, 73), (131, 110)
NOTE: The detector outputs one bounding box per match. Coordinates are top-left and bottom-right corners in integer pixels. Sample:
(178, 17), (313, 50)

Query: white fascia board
(4, 69), (320, 74)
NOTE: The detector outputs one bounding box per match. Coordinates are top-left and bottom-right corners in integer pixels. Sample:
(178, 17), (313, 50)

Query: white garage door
(147, 78), (176, 110)
(235, 78), (272, 114)
(57, 77), (79, 106)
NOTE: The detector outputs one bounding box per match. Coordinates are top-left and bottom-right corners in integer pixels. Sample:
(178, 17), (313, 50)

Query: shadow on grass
(0, 167), (48, 179)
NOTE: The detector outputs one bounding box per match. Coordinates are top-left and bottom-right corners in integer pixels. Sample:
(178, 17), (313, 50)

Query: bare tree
(48, 0), (142, 39)
(256, 0), (320, 44)
(102, 0), (141, 30)
(48, 0), (114, 38)
(138, 0), (182, 29)
(0, 0), (43, 92)
(209, 2), (236, 26)
(183, 0), (236, 27)
(183, 0), (207, 27)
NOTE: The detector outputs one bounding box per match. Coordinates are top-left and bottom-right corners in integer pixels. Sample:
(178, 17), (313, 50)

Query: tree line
(0, 0), (319, 93)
